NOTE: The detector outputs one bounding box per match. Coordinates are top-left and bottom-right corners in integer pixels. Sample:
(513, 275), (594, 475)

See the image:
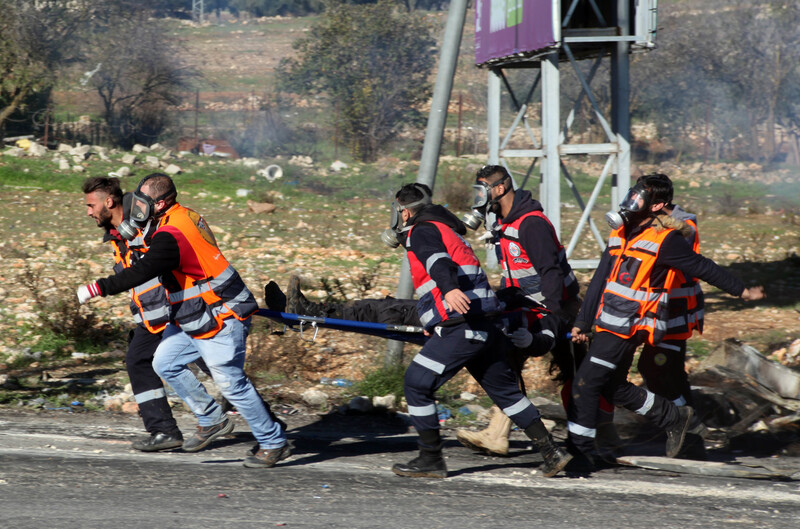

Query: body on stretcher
(255, 309), (428, 345)
(256, 305), (564, 347)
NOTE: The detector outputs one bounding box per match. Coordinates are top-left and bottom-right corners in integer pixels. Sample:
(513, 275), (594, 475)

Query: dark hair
(475, 164), (510, 185)
(81, 177), (123, 205)
(395, 183), (432, 213)
(637, 173), (673, 205)
(138, 173), (177, 204)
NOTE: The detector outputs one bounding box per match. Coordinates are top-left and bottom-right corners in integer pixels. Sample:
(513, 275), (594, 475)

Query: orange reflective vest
(596, 224), (680, 345)
(156, 204), (258, 338)
(109, 229), (170, 334)
(406, 221), (500, 330)
(497, 211), (578, 304)
(663, 214), (704, 340)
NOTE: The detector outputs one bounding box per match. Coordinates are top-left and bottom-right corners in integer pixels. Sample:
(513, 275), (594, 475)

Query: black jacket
(96, 230), (181, 297)
(401, 204), (468, 296)
(496, 190), (577, 312)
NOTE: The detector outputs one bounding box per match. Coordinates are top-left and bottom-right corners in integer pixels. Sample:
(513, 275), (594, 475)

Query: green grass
(687, 338), (713, 361)
(352, 364), (406, 400)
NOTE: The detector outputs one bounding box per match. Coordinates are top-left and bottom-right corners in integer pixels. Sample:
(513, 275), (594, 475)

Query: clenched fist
(77, 282), (101, 304)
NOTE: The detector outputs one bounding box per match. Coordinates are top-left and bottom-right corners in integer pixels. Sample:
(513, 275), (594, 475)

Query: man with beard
(82, 177), (183, 451)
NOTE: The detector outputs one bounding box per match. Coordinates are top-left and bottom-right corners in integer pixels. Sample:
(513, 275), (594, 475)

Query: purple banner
(475, 0), (556, 65)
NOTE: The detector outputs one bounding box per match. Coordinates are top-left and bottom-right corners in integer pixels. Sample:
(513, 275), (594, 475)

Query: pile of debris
(691, 338), (800, 453)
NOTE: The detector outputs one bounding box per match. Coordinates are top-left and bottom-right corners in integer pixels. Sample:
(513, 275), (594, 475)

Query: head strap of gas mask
(118, 174), (176, 241)
(380, 184), (432, 248)
(133, 174), (177, 214)
(463, 171), (511, 230)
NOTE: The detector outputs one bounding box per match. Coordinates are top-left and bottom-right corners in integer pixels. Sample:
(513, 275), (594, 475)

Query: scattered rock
(163, 164), (181, 175)
(301, 388), (328, 407)
(109, 166), (131, 178)
(247, 201), (276, 214)
(121, 401), (139, 415)
(3, 147), (24, 157)
(289, 155), (313, 168)
(27, 142), (48, 157)
(330, 160), (348, 172)
(72, 165), (85, 173)
(104, 398), (124, 411)
(132, 144), (150, 153)
(145, 155), (160, 168)
(69, 145), (91, 159)
(121, 153), (137, 165)
(372, 395), (396, 409)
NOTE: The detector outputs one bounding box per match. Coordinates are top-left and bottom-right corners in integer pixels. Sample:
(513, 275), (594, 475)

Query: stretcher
(255, 309), (427, 345)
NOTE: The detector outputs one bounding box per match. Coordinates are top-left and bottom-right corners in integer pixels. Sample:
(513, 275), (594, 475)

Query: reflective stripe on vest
(111, 232), (169, 334)
(497, 210), (577, 303)
(596, 225), (678, 345)
(157, 204), (257, 338)
(406, 220), (499, 330)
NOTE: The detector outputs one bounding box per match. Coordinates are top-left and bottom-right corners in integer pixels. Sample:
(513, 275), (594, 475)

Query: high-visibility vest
(109, 230), (170, 334)
(663, 214), (704, 340)
(156, 204), (258, 338)
(496, 211), (578, 304)
(596, 225), (680, 345)
(406, 220), (500, 330)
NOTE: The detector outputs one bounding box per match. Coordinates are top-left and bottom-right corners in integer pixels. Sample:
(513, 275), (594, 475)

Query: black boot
(264, 281), (287, 312)
(286, 275), (342, 317)
(525, 419), (573, 477)
(665, 406), (694, 458)
(392, 429), (447, 478)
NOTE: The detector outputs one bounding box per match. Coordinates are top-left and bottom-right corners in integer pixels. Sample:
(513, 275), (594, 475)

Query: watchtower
(476, 0), (658, 267)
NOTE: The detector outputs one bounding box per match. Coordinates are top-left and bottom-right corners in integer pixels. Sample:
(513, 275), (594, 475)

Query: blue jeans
(153, 318), (286, 449)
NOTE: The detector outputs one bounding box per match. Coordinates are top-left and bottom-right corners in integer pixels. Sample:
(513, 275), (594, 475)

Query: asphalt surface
(1, 408), (799, 529)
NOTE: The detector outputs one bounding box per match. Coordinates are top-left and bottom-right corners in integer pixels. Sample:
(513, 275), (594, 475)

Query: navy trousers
(403, 319), (541, 433)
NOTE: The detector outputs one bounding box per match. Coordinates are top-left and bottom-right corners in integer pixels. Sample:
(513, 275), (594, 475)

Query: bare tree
(0, 1), (89, 131)
(85, 12), (199, 148)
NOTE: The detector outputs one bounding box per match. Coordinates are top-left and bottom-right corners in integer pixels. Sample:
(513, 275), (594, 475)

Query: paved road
(1, 409), (798, 529)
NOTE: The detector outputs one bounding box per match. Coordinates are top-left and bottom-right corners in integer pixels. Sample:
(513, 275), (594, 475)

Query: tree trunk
(765, 102), (776, 162)
(0, 89), (28, 130)
(791, 132), (800, 166)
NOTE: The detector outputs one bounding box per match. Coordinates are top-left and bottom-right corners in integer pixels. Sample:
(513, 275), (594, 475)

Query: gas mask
(117, 176), (175, 240)
(604, 184), (653, 230)
(117, 191), (155, 241)
(380, 190), (432, 248)
(462, 175), (510, 230)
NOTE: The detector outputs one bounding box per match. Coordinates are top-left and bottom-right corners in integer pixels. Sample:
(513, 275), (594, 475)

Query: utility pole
(385, 0), (467, 367)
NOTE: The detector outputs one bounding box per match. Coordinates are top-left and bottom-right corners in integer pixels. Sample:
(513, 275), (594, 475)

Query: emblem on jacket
(508, 242), (521, 257)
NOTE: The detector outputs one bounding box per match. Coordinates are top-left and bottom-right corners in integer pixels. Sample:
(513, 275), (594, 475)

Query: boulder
(247, 201), (277, 214)
(27, 142), (48, 157)
(302, 388), (329, 407)
(163, 164), (181, 175)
